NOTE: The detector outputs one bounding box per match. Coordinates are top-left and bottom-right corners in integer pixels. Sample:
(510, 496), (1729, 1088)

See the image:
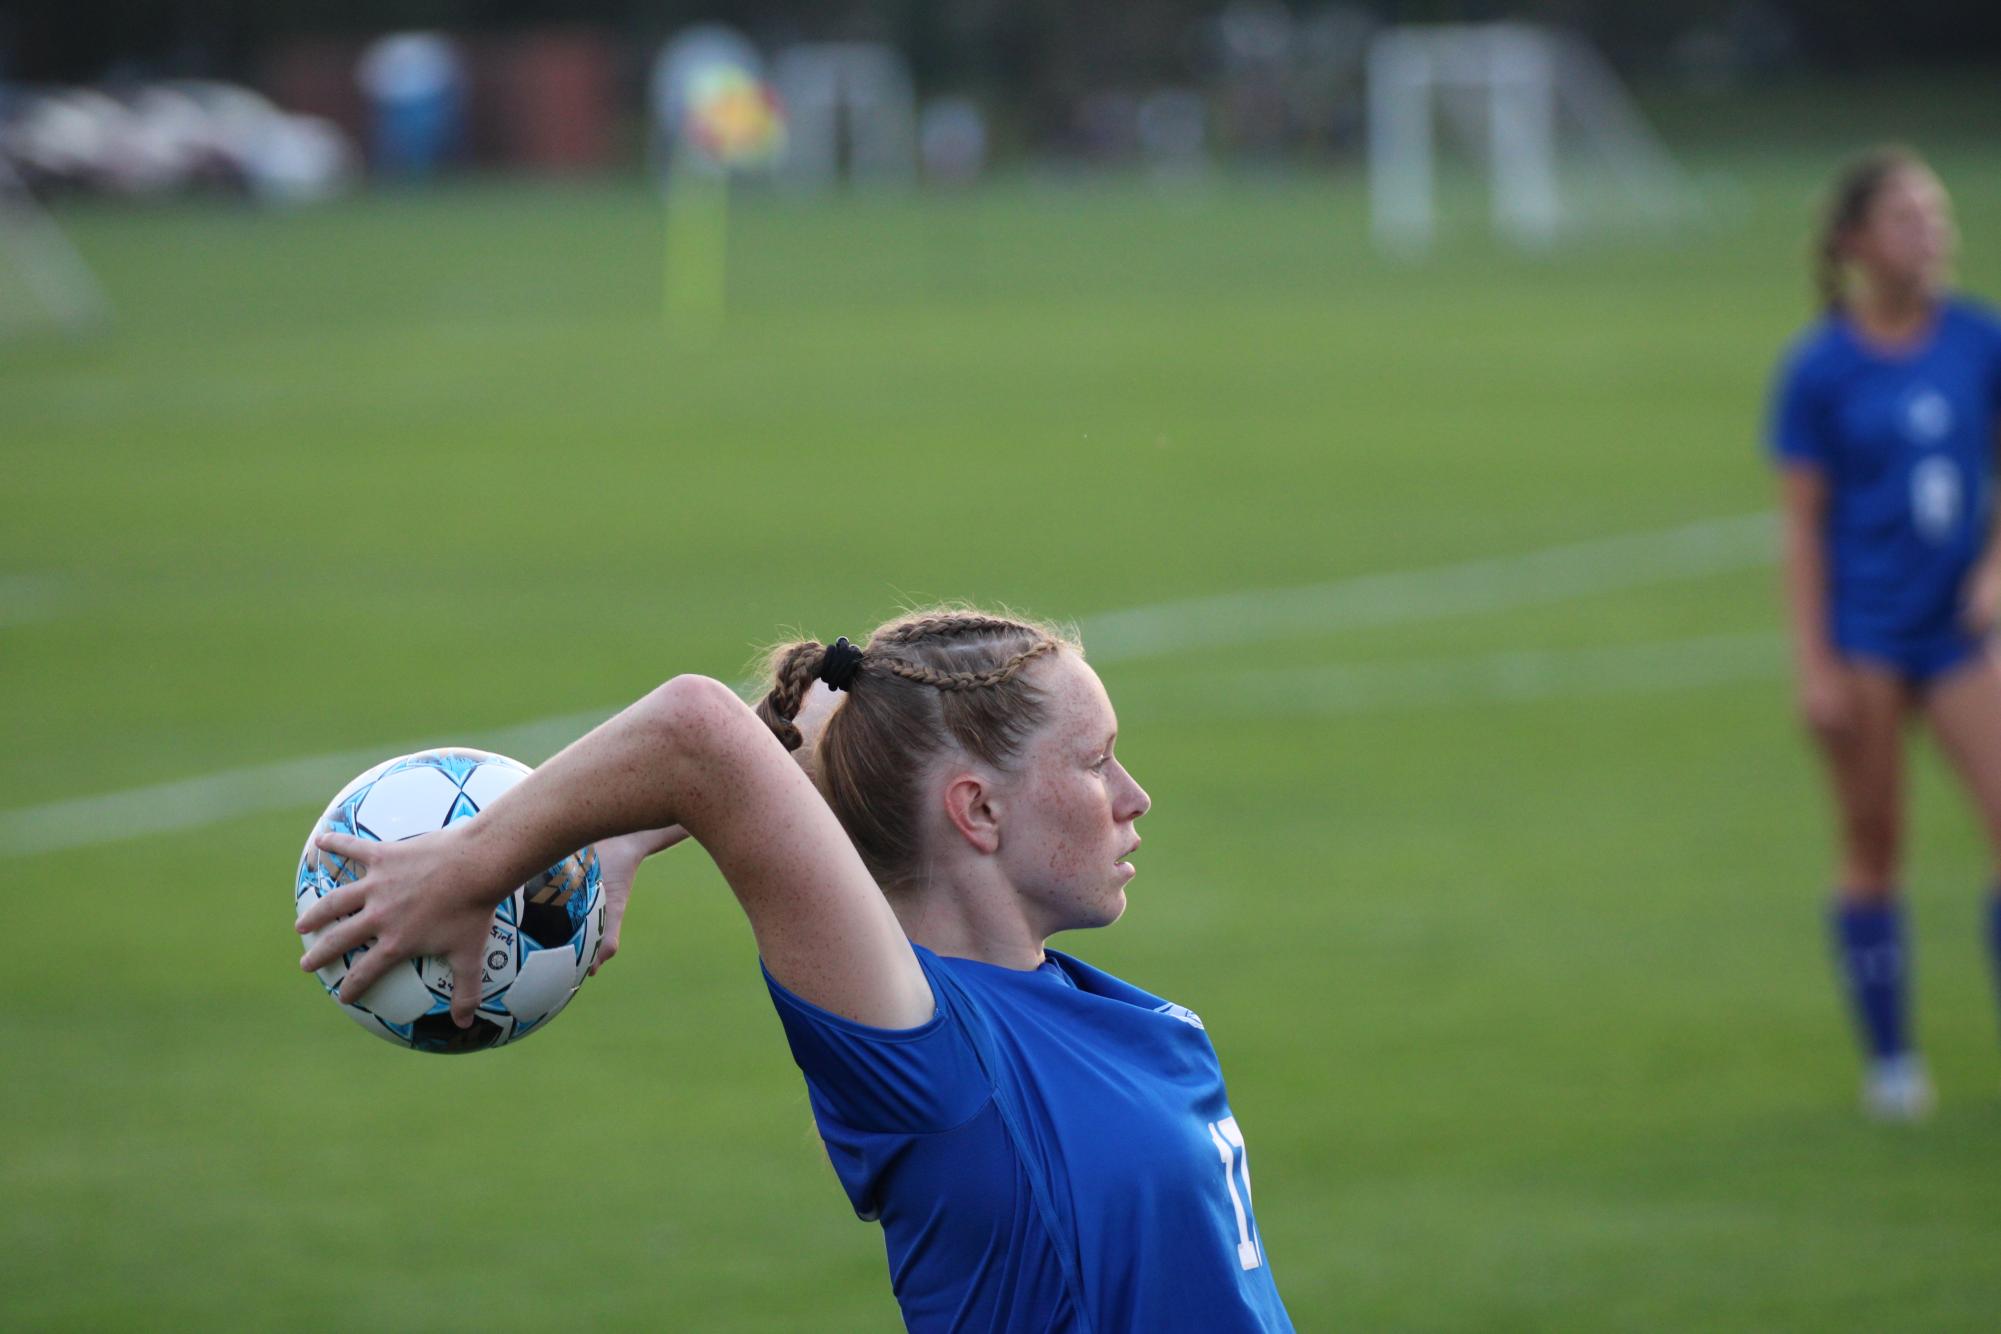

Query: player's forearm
(1780, 512), (1836, 668)
(596, 824), (684, 868)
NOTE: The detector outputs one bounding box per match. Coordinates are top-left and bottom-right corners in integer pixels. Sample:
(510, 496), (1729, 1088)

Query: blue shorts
(1837, 628), (1989, 687)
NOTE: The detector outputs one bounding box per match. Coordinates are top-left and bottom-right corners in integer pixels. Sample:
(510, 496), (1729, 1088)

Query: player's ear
(942, 772), (1002, 855)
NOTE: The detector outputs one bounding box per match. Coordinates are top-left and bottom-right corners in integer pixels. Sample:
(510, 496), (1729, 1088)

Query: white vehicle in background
(0, 79), (353, 335)
(0, 79), (355, 203)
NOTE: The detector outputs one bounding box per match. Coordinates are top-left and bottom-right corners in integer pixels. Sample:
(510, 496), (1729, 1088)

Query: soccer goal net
(772, 43), (916, 191)
(1365, 23), (1692, 253)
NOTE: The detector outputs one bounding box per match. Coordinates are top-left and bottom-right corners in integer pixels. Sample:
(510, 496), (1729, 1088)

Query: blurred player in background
(298, 609), (1293, 1331)
(1770, 148), (2001, 1119)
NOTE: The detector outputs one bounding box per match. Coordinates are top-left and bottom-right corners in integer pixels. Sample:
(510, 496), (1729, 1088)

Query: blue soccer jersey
(763, 944), (1293, 1333)
(1767, 295), (2001, 649)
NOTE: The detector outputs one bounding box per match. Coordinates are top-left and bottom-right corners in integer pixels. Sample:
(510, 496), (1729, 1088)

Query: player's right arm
(1778, 464), (1851, 740)
(296, 674), (933, 1031)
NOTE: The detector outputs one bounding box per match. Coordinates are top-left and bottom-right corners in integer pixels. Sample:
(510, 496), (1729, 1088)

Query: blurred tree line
(5, 0), (1999, 89)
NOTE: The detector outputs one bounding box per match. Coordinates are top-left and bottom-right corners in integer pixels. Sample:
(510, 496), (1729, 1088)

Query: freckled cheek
(1030, 830), (1086, 882)
(1021, 793), (1112, 889)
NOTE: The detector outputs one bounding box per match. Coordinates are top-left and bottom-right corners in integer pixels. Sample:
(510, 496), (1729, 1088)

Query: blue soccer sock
(1832, 899), (1909, 1063)
(1987, 892), (2001, 1036)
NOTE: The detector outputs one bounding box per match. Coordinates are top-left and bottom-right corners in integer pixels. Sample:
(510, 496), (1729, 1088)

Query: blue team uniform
(764, 944), (1294, 1333)
(1767, 295), (2001, 682)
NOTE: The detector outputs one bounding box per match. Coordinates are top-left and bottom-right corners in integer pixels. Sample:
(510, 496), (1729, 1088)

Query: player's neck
(894, 872), (1049, 971)
(1848, 282), (1938, 347)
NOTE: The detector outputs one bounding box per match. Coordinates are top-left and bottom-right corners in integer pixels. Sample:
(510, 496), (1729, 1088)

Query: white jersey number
(1911, 455), (1962, 546)
(1207, 1116), (1263, 1271)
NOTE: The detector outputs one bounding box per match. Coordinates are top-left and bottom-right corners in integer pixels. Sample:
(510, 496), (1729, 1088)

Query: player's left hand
(298, 824), (502, 1024)
(1965, 560), (2001, 636)
(591, 825), (691, 975)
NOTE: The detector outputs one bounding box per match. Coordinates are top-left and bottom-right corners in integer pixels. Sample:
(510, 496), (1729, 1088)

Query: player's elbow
(637, 673), (751, 764)
(631, 675), (781, 834)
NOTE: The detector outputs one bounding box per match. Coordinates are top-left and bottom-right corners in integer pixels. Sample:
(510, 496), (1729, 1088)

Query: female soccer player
(297, 609), (1294, 1331)
(1770, 148), (2001, 1119)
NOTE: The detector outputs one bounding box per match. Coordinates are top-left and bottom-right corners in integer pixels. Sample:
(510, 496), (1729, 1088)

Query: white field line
(1082, 512), (1775, 663)
(1172, 630), (1783, 718)
(0, 574), (70, 629)
(0, 710), (613, 860)
(0, 513), (1778, 858)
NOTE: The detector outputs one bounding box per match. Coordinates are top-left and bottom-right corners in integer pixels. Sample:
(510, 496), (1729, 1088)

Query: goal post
(1366, 23), (1691, 254)
(0, 156), (113, 338)
(771, 43), (916, 192)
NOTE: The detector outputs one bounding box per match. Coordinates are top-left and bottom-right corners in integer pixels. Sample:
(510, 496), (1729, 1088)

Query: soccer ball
(294, 747), (604, 1054)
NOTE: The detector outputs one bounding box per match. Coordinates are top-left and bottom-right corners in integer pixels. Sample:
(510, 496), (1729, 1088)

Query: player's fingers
(658, 824), (692, 851)
(313, 831), (379, 864)
(295, 885), (363, 934)
(447, 944), (483, 1028)
(336, 938), (395, 1005)
(589, 935), (619, 977)
(301, 912), (376, 973)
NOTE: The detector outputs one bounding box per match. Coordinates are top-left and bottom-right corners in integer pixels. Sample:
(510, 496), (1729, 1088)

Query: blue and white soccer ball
(294, 747), (605, 1054)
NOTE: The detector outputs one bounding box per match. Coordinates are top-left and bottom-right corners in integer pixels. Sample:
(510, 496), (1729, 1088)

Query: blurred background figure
(1769, 149), (2001, 1123)
(355, 32), (464, 180)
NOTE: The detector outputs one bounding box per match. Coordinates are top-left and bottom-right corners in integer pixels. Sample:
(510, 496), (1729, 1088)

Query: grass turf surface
(6, 132), (2001, 1328)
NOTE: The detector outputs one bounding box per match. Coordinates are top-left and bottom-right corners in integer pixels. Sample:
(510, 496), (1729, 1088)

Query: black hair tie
(817, 636), (864, 692)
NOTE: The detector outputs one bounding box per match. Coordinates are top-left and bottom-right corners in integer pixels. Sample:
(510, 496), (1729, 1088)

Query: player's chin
(1061, 885), (1128, 933)
(1100, 877), (1131, 925)
(1048, 873), (1131, 932)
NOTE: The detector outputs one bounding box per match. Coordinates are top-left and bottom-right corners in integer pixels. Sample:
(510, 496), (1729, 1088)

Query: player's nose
(1118, 765), (1151, 822)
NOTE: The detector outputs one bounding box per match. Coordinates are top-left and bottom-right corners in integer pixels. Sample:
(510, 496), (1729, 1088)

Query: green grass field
(7, 118), (2001, 1329)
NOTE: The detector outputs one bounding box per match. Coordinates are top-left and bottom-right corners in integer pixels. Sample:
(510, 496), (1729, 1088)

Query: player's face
(996, 652), (1151, 938)
(1853, 167), (1955, 296)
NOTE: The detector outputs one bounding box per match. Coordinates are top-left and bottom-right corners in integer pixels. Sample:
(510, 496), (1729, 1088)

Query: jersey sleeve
(1767, 346), (1833, 469)
(1972, 299), (2001, 411)
(762, 953), (993, 1134)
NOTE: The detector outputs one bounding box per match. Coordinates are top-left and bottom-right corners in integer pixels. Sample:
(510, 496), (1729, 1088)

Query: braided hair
(754, 607), (1075, 893)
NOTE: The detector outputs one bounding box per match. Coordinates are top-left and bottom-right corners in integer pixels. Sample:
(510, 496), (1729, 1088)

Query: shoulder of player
(1940, 291), (2001, 347)
(1780, 314), (1848, 370)
(1772, 316), (1849, 396)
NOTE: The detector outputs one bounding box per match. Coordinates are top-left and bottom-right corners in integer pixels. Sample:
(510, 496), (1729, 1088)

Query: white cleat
(1861, 1055), (1935, 1122)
